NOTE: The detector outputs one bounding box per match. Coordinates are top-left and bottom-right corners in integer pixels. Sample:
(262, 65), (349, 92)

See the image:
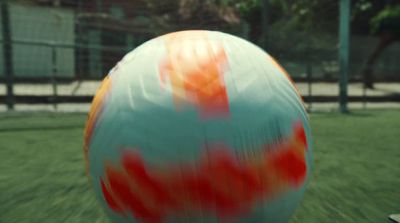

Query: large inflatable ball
(84, 30), (312, 223)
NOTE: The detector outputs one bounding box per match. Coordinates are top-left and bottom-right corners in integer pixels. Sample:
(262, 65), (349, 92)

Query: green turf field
(0, 110), (399, 223)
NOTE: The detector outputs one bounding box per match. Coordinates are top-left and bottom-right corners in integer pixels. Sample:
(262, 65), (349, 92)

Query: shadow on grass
(344, 111), (376, 117)
(0, 112), (86, 120)
(0, 125), (84, 132)
(310, 111), (376, 118)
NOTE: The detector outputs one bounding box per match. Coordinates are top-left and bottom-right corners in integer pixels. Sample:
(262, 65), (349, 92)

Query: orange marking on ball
(159, 31), (230, 118)
(84, 75), (111, 173)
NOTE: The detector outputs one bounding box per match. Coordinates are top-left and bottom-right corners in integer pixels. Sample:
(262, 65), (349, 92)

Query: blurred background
(0, 0), (399, 223)
(0, 0), (399, 111)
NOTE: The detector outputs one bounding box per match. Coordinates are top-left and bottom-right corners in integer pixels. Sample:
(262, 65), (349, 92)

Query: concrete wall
(0, 4), (75, 78)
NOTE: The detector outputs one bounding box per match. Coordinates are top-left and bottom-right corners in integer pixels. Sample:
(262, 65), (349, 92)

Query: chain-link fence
(1, 0), (399, 111)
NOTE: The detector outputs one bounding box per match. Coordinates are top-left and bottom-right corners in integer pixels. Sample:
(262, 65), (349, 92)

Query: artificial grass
(0, 110), (399, 223)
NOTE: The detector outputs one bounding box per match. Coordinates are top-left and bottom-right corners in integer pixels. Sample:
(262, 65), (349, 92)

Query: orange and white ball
(84, 30), (312, 223)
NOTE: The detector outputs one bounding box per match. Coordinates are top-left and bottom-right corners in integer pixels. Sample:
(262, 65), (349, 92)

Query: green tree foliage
(228, 0), (339, 59)
(370, 4), (400, 35)
(353, 0), (400, 35)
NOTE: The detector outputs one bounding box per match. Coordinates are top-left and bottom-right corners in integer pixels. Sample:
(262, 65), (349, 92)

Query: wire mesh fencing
(1, 0), (399, 112)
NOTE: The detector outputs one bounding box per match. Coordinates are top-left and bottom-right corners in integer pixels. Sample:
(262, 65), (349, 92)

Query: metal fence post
(126, 35), (134, 51)
(307, 62), (313, 111)
(1, 1), (14, 110)
(51, 44), (58, 110)
(260, 0), (269, 49)
(339, 0), (351, 113)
